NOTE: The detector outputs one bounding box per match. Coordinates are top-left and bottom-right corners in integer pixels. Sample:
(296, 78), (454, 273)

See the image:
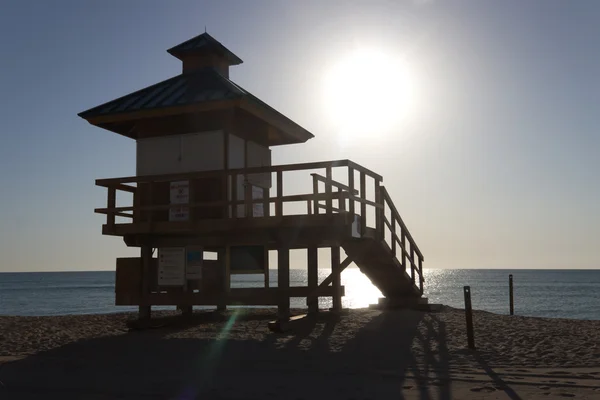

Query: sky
(0, 0), (599, 272)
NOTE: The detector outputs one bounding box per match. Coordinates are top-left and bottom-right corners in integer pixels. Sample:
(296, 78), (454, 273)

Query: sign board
(158, 247), (185, 286)
(186, 247), (203, 280)
(230, 245), (266, 273)
(252, 185), (264, 217)
(169, 181), (189, 221)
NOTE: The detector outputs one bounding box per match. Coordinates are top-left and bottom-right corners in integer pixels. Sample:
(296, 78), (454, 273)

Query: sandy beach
(1, 306), (599, 399)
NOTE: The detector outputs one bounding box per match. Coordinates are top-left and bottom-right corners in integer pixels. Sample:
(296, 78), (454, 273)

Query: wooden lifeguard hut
(79, 32), (426, 320)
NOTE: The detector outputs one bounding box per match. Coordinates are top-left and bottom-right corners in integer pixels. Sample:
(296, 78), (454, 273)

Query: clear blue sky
(1, 0), (599, 272)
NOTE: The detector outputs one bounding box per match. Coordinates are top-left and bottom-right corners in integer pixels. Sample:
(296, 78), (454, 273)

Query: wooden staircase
(311, 169), (425, 306)
(343, 232), (421, 300)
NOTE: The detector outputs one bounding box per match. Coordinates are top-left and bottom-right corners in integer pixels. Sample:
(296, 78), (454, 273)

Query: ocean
(0, 268), (599, 320)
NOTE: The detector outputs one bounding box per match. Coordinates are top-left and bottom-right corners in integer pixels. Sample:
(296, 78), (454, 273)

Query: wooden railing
(380, 186), (425, 295)
(95, 158), (424, 294)
(95, 159), (382, 228)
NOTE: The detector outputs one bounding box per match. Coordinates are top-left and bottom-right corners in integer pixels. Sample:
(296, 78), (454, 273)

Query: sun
(322, 48), (413, 143)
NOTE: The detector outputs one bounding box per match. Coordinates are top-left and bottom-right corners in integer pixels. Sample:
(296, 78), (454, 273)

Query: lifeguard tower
(78, 32), (425, 320)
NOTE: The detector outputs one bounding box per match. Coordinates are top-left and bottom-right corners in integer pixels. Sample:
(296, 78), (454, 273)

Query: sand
(1, 306), (599, 399)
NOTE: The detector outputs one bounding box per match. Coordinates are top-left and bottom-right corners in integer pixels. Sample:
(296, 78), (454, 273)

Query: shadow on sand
(0, 309), (527, 399)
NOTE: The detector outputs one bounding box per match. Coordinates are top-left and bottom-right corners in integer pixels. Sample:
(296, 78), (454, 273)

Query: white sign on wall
(158, 247), (186, 286)
(169, 181), (189, 221)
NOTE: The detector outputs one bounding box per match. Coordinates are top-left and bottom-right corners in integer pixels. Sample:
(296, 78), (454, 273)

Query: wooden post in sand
(463, 286), (475, 349)
(509, 274), (514, 316)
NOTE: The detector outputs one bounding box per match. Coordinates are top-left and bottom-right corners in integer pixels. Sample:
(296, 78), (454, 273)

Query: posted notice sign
(186, 247), (203, 280)
(158, 247), (185, 286)
(169, 181), (189, 221)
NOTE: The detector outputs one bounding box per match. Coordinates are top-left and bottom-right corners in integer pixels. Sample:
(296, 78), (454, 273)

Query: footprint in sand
(402, 385), (413, 390)
(470, 387), (496, 393)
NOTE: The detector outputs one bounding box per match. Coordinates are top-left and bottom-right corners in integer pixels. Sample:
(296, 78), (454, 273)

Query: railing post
(107, 187), (116, 229)
(401, 231), (407, 272)
(244, 178), (252, 218)
(231, 173), (237, 218)
(359, 172), (366, 235)
(312, 174), (319, 215)
(276, 171), (283, 217)
(419, 256), (424, 295)
(410, 247), (415, 285)
(337, 188), (345, 212)
(221, 174), (228, 219)
(391, 218), (396, 257)
(325, 166), (332, 215)
(375, 182), (383, 240)
(347, 167), (355, 216)
(262, 187), (270, 217)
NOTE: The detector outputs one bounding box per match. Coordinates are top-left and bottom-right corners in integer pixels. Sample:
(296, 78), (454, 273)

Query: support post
(464, 286), (475, 349)
(509, 274), (514, 316)
(264, 247), (270, 288)
(139, 245), (152, 320)
(277, 248), (290, 319)
(307, 247), (319, 314)
(331, 246), (342, 313)
(217, 247), (229, 312)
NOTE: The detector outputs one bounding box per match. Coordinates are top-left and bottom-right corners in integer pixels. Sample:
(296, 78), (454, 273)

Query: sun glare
(322, 48), (413, 143)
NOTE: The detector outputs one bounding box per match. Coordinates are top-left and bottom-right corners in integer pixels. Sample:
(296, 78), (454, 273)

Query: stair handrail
(379, 186), (425, 294)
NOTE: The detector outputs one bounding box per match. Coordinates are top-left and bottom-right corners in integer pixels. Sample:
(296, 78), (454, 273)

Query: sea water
(0, 269), (598, 320)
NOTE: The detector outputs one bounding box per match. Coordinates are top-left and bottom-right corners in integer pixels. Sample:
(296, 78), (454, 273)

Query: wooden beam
(310, 173), (359, 195)
(315, 256), (351, 290)
(139, 245), (152, 320)
(278, 248), (290, 319)
(126, 286), (346, 306)
(346, 160), (383, 181)
(96, 159), (352, 187)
